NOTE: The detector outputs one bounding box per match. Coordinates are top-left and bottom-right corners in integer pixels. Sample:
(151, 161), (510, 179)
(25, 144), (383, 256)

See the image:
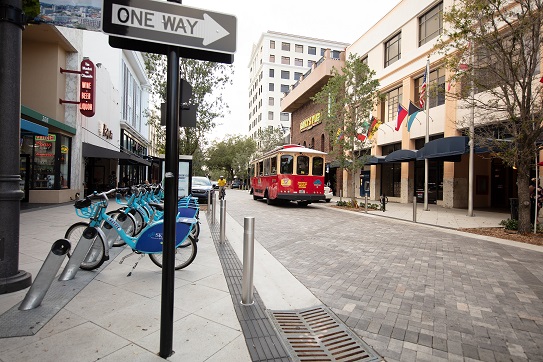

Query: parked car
(324, 186), (333, 202)
(211, 180), (218, 189)
(416, 183), (438, 203)
(192, 176), (214, 201)
(231, 179), (241, 189)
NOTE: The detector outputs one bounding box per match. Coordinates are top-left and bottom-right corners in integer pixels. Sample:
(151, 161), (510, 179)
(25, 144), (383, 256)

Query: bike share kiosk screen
(160, 155), (193, 198)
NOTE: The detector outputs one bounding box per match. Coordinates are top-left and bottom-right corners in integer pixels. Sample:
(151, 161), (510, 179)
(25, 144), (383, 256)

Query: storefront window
(33, 134), (56, 189)
(59, 135), (70, 189)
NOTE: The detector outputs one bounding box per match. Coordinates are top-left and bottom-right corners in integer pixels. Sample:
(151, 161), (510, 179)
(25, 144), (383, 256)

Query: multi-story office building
(283, 0), (536, 210)
(248, 31), (348, 146)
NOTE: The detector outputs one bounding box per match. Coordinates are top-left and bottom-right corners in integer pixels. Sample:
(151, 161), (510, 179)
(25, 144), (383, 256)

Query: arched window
(321, 134), (325, 152)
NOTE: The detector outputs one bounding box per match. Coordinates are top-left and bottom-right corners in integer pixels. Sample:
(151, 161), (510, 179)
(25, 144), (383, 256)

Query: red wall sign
(80, 59), (95, 117)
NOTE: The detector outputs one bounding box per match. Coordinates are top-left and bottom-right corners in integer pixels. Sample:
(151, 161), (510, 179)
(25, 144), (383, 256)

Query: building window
(381, 86), (403, 123)
(282, 42), (290, 51)
(122, 61), (142, 130)
(419, 2), (443, 46)
(321, 134), (325, 152)
(295, 44), (303, 53)
(308, 46), (316, 55)
(294, 72), (302, 81)
(384, 32), (401, 67)
(281, 56), (290, 65)
(281, 70), (290, 79)
(415, 68), (446, 108)
(269, 97), (274, 106)
(280, 84), (289, 93)
(360, 56), (368, 65)
(269, 69), (274, 77)
(269, 83), (274, 91)
(308, 60), (315, 67)
(270, 40), (275, 49)
(280, 112), (289, 122)
(295, 58), (303, 66)
(269, 54), (275, 63)
(268, 111), (274, 120)
(321, 48), (326, 56)
(331, 50), (341, 59)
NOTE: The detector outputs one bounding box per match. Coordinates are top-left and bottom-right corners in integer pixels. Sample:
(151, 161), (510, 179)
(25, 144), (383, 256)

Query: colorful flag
(336, 128), (344, 141)
(367, 116), (382, 139)
(407, 101), (421, 132)
(419, 70), (427, 109)
(356, 133), (367, 142)
(395, 104), (408, 131)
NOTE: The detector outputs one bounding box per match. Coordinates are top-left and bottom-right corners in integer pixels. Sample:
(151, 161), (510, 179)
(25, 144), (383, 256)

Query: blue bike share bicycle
(64, 189), (198, 271)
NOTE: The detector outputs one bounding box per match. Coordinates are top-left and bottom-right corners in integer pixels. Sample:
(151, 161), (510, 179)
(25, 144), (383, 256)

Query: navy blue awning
(417, 136), (468, 162)
(20, 118), (48, 136)
(364, 156), (386, 165)
(385, 149), (417, 163)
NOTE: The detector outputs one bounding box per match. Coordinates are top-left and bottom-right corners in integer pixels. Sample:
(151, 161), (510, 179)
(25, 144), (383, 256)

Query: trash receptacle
(510, 198), (519, 220)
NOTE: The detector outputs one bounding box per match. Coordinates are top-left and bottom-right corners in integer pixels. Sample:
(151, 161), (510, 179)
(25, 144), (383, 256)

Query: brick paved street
(225, 190), (543, 362)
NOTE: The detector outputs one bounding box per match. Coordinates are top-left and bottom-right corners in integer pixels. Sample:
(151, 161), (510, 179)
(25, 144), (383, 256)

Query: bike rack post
(58, 227), (105, 281)
(413, 196), (417, 222)
(219, 199), (226, 243)
(19, 239), (71, 310)
(241, 217), (255, 305)
(364, 194), (368, 214)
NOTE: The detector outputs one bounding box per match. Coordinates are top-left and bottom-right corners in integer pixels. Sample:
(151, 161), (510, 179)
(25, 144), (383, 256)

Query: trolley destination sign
(102, 0), (237, 55)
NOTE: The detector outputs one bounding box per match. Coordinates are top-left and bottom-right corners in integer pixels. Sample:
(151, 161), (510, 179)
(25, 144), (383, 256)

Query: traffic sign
(102, 0), (236, 55)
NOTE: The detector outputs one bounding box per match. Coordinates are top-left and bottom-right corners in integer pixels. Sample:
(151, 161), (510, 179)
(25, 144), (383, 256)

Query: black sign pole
(159, 1), (181, 357)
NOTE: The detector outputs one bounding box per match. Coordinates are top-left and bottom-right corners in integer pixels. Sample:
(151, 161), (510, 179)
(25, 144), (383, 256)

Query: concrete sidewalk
(0, 199), (520, 362)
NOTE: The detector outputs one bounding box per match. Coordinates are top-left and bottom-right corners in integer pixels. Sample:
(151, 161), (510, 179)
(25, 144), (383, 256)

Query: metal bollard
(219, 199), (226, 242)
(19, 239), (71, 310)
(413, 196), (417, 223)
(207, 191), (211, 211)
(241, 217), (255, 305)
(211, 191), (216, 224)
(364, 194), (368, 214)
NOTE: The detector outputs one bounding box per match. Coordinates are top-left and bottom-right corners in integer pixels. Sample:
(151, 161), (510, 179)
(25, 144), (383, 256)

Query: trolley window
(271, 156), (277, 175)
(297, 156), (309, 175)
(258, 161), (264, 176)
(264, 158), (270, 175)
(312, 157), (324, 176)
(280, 155), (294, 174)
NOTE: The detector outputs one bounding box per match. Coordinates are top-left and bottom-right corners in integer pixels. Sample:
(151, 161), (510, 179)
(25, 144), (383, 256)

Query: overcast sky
(178, 0), (402, 141)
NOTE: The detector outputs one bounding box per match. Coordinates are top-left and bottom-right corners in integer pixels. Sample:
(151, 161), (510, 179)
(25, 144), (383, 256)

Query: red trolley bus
(249, 144), (327, 206)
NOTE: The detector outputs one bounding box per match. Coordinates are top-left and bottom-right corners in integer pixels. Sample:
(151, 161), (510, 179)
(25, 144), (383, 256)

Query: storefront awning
(127, 154), (151, 166)
(417, 136), (468, 162)
(82, 142), (130, 160)
(384, 149), (417, 163)
(21, 118), (48, 136)
(364, 156), (387, 165)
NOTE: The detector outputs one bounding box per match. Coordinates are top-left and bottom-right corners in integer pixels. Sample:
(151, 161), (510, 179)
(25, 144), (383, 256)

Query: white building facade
(248, 31), (348, 145)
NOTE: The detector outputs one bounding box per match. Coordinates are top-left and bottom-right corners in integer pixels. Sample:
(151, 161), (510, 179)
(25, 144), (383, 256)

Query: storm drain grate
(269, 306), (382, 362)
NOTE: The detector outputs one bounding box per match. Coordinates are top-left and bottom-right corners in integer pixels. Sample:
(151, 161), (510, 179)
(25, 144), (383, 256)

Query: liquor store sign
(80, 59), (95, 117)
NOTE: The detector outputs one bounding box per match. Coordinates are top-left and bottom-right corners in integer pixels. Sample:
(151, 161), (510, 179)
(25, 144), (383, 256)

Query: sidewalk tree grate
(269, 306), (382, 362)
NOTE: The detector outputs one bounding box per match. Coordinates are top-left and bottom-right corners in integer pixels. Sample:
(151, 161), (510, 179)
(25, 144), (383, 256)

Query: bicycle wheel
(65, 222), (106, 270)
(105, 210), (136, 246)
(148, 235), (198, 270)
(189, 221), (200, 240)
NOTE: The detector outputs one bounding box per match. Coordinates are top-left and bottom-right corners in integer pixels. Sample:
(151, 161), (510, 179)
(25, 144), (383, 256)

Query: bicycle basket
(74, 200), (105, 219)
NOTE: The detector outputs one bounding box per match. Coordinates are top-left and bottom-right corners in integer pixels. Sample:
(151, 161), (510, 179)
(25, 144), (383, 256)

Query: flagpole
(424, 57), (430, 211)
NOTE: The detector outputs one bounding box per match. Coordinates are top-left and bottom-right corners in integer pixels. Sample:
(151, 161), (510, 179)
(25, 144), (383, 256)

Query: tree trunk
(517, 172), (532, 234)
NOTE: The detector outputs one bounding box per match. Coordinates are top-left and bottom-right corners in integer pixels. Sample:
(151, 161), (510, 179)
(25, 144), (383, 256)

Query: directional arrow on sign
(111, 4), (230, 46)
(102, 0), (236, 55)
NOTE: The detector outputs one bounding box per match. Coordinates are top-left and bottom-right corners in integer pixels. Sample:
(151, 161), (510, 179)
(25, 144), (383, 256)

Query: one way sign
(102, 0), (236, 55)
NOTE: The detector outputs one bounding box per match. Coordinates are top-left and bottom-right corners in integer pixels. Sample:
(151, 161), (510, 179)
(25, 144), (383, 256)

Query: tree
(312, 53), (380, 204)
(144, 55), (233, 157)
(254, 127), (287, 157)
(206, 135), (256, 181)
(434, 0), (543, 233)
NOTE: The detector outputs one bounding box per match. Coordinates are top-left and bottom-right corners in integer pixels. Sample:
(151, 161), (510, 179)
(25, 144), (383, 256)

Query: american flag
(419, 71), (427, 109)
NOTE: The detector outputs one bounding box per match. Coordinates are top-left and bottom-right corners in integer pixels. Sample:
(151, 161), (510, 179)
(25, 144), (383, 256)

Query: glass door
(20, 154), (30, 202)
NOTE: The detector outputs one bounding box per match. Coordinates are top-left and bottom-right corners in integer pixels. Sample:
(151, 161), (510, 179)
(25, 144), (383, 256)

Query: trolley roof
(253, 144), (327, 162)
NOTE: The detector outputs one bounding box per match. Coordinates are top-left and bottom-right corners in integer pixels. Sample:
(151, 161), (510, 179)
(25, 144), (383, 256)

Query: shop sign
(98, 122), (113, 139)
(80, 59), (96, 117)
(35, 135), (56, 141)
(300, 112), (321, 132)
(61, 145), (69, 154)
